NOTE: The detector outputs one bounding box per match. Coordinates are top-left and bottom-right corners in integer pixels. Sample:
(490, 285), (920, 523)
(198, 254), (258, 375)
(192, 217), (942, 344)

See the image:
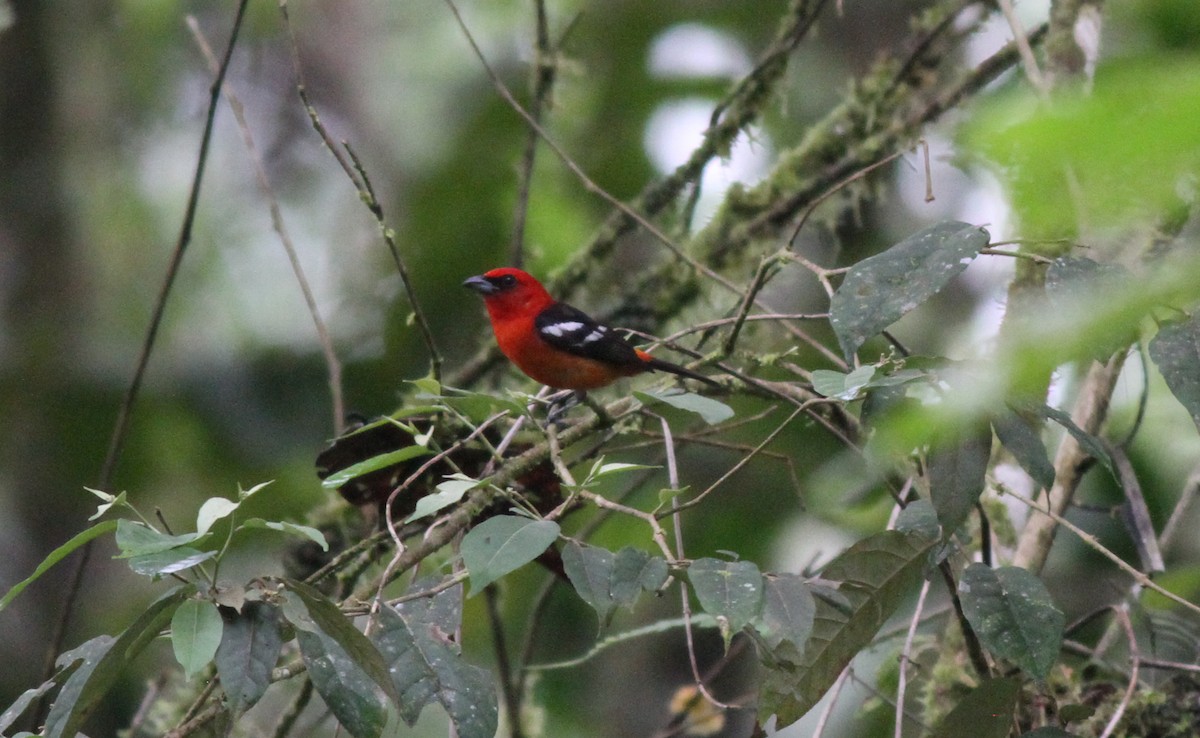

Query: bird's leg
(546, 390), (585, 427)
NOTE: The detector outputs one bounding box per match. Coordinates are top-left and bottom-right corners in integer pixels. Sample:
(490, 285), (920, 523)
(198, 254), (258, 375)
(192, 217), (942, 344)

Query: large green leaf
(688, 558), (763, 642)
(460, 515), (560, 595)
(959, 564), (1064, 680)
(0, 519), (118, 612)
(829, 221), (989, 359)
(759, 530), (936, 728)
(171, 599), (223, 680)
(929, 677), (1021, 738)
(966, 57), (1200, 235)
(371, 582), (497, 738)
(319, 445), (431, 490)
(44, 585), (192, 738)
(214, 601), (283, 717)
(562, 541), (618, 627)
(610, 546), (669, 607)
(113, 519), (204, 558)
(282, 584), (400, 738)
(1149, 315), (1200, 433)
(0, 679), (56, 735)
(637, 388), (735, 425)
(928, 428), (992, 539)
(992, 409), (1055, 491)
(755, 574), (815, 652)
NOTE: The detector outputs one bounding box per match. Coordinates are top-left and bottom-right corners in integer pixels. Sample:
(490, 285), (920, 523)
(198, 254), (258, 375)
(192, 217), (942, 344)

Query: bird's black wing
(534, 302), (643, 367)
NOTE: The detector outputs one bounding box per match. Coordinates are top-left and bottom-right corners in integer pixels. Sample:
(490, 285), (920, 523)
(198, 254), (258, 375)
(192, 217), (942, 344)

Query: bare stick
(187, 17), (345, 433)
(1098, 606), (1140, 738)
(895, 578), (931, 738)
(439, 0), (741, 297)
(277, 2), (442, 381)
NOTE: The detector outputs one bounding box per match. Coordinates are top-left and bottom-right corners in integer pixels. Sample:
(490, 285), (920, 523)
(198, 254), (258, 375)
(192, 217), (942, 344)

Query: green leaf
(372, 589), (497, 738)
(610, 547), (669, 607)
(758, 530), (936, 728)
(0, 679), (56, 735)
(811, 367), (877, 401)
(320, 445), (432, 490)
(687, 558), (763, 640)
(928, 428), (992, 539)
(460, 515), (560, 595)
(966, 57), (1200, 234)
(114, 519), (203, 558)
(0, 519), (118, 612)
(829, 221), (989, 359)
(562, 541), (617, 627)
(405, 475), (478, 523)
(1149, 315), (1200, 433)
(171, 599), (223, 680)
(282, 583), (401, 738)
(214, 601), (283, 717)
(1045, 258), (1135, 358)
(993, 409), (1055, 490)
(195, 497), (240, 537)
(756, 574), (816, 651)
(127, 547), (216, 577)
(959, 564), (1064, 680)
(637, 388), (735, 424)
(44, 585), (192, 738)
(240, 518), (329, 551)
(1037, 404), (1113, 472)
(929, 677), (1021, 738)
(893, 500), (941, 540)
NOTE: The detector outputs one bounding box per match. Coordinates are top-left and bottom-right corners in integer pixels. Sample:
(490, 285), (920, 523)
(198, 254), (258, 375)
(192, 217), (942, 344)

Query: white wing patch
(581, 328), (607, 343)
(540, 321), (585, 338)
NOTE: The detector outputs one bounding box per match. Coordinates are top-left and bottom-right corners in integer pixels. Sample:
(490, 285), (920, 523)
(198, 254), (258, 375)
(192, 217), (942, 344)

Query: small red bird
(463, 268), (716, 412)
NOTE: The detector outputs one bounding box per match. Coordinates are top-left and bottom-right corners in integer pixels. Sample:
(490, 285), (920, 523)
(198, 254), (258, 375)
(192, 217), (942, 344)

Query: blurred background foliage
(1, 0), (1198, 736)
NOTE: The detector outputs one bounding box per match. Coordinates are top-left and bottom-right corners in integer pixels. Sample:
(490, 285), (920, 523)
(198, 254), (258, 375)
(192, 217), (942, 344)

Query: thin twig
(187, 16), (345, 433)
(486, 584), (526, 738)
(995, 0), (1049, 94)
(895, 578), (931, 738)
(1098, 606), (1140, 738)
(439, 0), (742, 298)
(663, 405), (807, 517)
(1006, 487), (1200, 618)
(811, 667), (851, 738)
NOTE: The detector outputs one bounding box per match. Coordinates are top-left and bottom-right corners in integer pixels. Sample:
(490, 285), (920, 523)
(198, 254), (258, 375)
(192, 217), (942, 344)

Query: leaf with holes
(1150, 315), (1200, 433)
(461, 515), (560, 595)
(959, 564), (1064, 680)
(372, 592), (497, 738)
(829, 221), (989, 359)
(282, 585), (401, 738)
(758, 530), (936, 728)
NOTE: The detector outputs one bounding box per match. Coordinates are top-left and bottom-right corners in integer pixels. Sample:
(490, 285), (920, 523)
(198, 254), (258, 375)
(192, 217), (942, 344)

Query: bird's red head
(462, 267), (554, 322)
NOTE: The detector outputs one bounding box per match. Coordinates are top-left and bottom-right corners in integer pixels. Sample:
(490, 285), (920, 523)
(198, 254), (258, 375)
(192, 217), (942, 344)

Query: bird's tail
(638, 352), (721, 389)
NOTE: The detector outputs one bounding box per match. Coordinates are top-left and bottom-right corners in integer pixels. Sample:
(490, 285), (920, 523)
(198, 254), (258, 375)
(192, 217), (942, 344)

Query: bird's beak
(462, 275), (498, 295)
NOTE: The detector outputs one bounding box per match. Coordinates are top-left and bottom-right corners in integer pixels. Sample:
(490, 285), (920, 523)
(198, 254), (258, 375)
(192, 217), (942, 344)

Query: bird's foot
(545, 390), (585, 428)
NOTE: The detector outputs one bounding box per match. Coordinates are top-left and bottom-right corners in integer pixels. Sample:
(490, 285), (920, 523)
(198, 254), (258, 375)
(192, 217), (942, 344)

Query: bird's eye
(496, 275), (517, 288)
